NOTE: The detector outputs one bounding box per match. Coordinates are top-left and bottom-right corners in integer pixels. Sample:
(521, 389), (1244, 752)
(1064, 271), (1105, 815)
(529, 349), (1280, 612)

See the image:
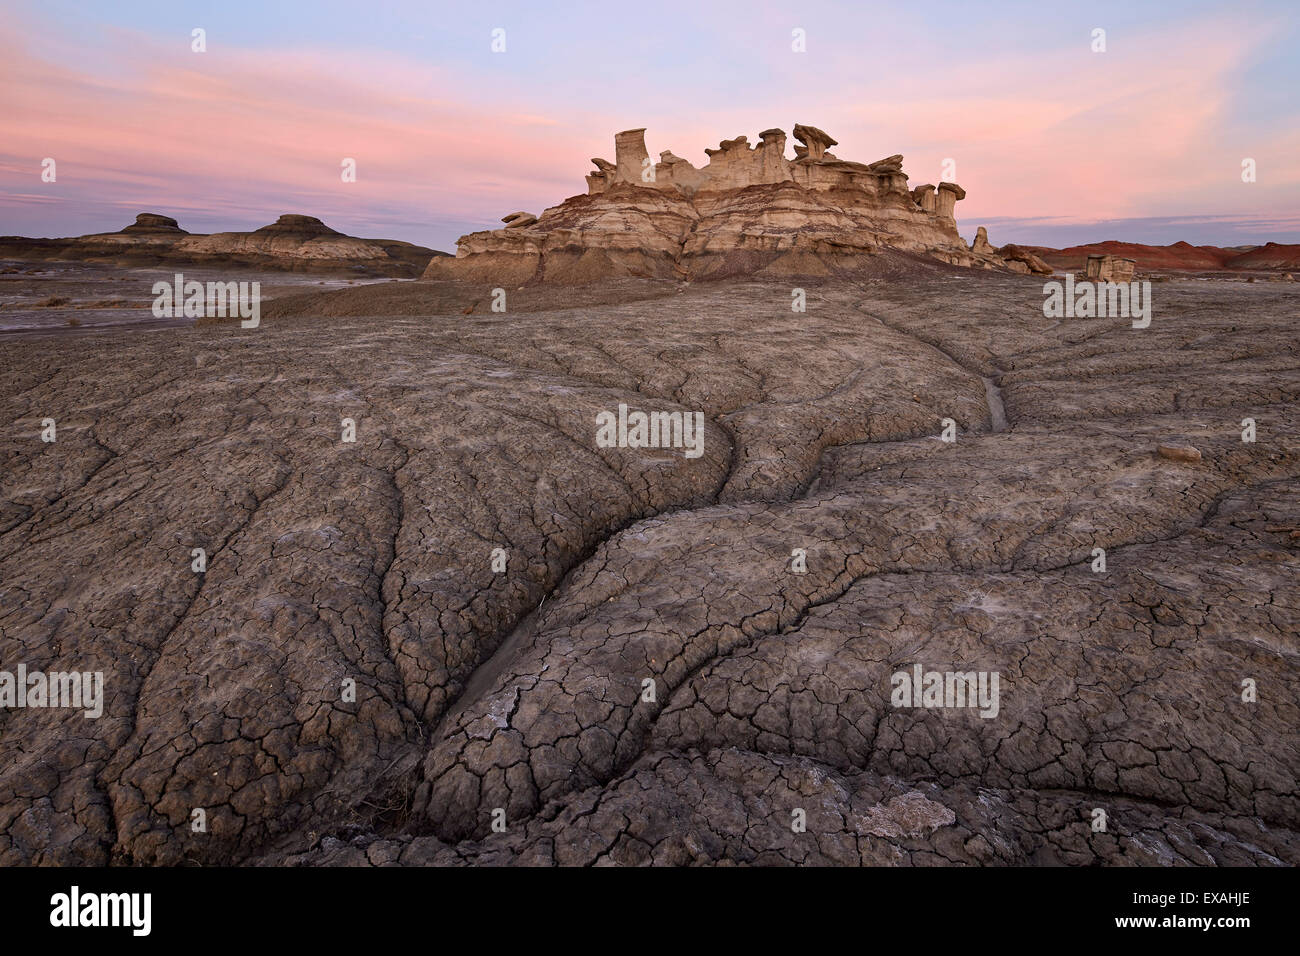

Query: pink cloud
(1, 9), (1295, 248)
(0, 25), (607, 242)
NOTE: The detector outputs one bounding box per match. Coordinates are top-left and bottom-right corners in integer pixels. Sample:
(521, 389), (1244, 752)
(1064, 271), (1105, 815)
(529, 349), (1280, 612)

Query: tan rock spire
(423, 124), (1042, 284)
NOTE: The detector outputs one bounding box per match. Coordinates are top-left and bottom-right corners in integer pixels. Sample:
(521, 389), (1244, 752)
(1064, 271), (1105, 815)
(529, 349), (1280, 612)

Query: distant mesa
(252, 214), (343, 238)
(0, 212), (441, 277)
(120, 213), (187, 235)
(426, 123), (1047, 285)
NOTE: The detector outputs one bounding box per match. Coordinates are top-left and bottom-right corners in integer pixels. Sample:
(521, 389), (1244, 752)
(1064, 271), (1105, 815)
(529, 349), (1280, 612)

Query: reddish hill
(1018, 239), (1300, 273)
(1020, 240), (1234, 272)
(1224, 242), (1300, 270)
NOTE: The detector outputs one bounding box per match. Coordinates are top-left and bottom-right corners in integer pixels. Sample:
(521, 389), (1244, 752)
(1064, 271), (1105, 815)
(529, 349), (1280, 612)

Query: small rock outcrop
(1084, 254), (1137, 283)
(998, 243), (1054, 276)
(791, 123), (838, 160)
(426, 124), (1041, 284)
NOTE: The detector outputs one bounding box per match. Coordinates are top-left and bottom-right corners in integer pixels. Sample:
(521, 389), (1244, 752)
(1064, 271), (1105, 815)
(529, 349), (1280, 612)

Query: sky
(2, 0), (1298, 251)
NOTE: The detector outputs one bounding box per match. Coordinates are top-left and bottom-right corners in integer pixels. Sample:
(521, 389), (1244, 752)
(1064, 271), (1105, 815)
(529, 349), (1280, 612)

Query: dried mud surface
(1, 275), (1297, 866)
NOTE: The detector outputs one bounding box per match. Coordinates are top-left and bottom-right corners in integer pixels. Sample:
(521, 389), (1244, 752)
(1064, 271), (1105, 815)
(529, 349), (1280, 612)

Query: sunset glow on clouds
(2, 0), (1298, 250)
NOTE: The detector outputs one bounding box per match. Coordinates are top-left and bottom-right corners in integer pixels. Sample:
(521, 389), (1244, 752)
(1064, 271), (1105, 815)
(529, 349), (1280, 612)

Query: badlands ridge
(426, 124), (1054, 284)
(0, 214), (438, 278)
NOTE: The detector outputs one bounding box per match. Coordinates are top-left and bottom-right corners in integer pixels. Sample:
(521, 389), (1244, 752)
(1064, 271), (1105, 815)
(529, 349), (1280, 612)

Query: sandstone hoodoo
(425, 124), (1038, 284)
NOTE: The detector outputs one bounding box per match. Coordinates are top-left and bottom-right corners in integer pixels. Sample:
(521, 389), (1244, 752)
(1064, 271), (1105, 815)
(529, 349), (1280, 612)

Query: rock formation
(247, 213), (341, 237)
(964, 228), (1053, 275)
(1084, 254), (1137, 283)
(791, 123), (837, 160)
(119, 213), (187, 235)
(0, 214), (441, 277)
(425, 125), (1036, 284)
(997, 243), (1054, 276)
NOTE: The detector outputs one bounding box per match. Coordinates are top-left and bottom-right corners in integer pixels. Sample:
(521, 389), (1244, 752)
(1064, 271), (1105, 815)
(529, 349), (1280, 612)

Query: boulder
(1158, 443), (1203, 463)
(998, 243), (1054, 275)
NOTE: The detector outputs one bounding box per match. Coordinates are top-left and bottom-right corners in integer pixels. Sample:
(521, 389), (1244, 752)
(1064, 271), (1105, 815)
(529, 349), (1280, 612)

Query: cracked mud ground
(1, 274), (1297, 866)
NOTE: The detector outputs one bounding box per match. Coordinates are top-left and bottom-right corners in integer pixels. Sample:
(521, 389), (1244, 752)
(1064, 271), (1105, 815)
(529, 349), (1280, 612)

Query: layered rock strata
(0, 214), (440, 277)
(425, 125), (1031, 284)
(1085, 254), (1138, 283)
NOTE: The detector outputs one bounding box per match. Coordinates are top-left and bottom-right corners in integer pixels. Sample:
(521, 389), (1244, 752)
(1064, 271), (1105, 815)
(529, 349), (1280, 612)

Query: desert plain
(1, 257), (1297, 866)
